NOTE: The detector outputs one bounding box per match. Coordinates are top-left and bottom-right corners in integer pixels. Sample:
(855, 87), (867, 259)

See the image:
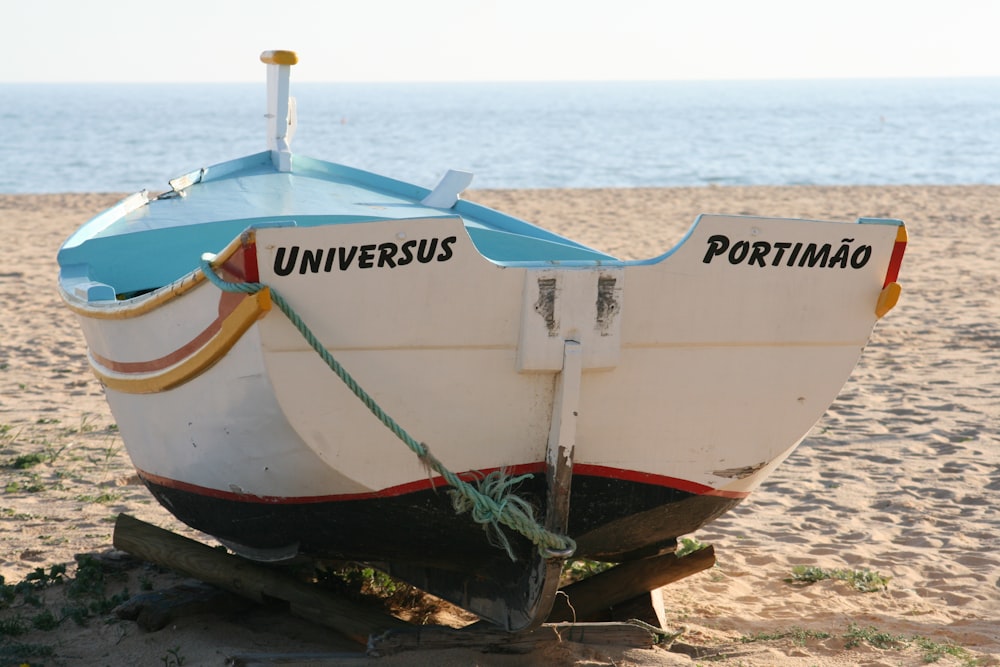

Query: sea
(2, 78), (999, 193)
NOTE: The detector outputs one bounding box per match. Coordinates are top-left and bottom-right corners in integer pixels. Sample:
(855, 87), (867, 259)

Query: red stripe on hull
(136, 462), (749, 504)
(573, 463), (749, 499)
(89, 292), (248, 373)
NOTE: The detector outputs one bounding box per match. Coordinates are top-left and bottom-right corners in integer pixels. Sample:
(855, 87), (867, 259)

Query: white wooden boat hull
(63, 211), (906, 565)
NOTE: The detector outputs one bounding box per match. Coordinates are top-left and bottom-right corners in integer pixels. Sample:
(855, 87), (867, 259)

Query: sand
(0, 186), (997, 666)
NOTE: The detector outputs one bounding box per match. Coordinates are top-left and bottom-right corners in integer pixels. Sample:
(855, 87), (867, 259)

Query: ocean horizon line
(5, 75), (1000, 86)
(4, 77), (997, 193)
(7, 183), (1000, 199)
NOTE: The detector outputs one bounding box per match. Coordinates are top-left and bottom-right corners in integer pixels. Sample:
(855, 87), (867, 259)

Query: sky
(2, 0), (999, 83)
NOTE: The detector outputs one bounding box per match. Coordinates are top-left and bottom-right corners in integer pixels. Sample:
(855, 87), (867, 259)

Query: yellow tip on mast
(260, 50), (298, 66)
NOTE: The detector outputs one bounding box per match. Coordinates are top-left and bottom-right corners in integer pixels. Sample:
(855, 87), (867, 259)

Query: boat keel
(388, 340), (582, 631)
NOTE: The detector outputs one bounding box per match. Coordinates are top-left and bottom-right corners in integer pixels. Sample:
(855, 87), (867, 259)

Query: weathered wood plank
(546, 545), (716, 622)
(225, 652), (368, 666)
(608, 587), (668, 627)
(113, 513), (409, 644)
(368, 621), (662, 656)
(115, 581), (250, 631)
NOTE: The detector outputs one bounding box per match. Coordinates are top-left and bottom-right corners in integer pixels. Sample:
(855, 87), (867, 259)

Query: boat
(58, 51), (907, 630)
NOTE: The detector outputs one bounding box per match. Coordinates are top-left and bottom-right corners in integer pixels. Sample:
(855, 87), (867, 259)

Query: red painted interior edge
(136, 463), (748, 505)
(883, 236), (907, 287)
(242, 240), (260, 283)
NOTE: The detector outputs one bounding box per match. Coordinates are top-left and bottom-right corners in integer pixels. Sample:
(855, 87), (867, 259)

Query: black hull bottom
(142, 471), (742, 568)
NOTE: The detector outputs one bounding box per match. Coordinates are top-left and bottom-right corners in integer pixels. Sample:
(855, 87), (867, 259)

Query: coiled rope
(200, 253), (576, 560)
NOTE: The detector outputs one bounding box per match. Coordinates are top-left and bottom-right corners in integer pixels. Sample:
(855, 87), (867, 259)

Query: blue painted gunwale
(58, 152), (622, 298)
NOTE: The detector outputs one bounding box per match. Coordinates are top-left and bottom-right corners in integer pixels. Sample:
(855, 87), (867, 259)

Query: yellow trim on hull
(61, 232), (253, 320)
(875, 282), (902, 319)
(92, 289), (271, 394)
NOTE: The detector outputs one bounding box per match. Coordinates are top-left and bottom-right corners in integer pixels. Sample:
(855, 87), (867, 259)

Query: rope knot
(450, 469), (538, 559)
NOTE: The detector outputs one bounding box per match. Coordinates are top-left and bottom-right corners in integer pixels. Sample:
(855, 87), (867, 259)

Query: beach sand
(0, 186), (997, 665)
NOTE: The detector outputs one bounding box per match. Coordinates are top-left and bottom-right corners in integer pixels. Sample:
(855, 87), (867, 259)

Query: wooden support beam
(368, 621), (663, 656)
(230, 620), (675, 662)
(112, 514), (408, 644)
(115, 581), (250, 631)
(608, 587), (667, 628)
(546, 545), (716, 623)
(113, 512), (708, 658)
(226, 652), (370, 666)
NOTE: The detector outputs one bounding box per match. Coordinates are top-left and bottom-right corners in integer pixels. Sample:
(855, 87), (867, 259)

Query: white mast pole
(260, 50), (298, 172)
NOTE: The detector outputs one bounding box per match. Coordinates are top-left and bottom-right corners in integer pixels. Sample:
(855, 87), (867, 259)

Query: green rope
(199, 253), (576, 560)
